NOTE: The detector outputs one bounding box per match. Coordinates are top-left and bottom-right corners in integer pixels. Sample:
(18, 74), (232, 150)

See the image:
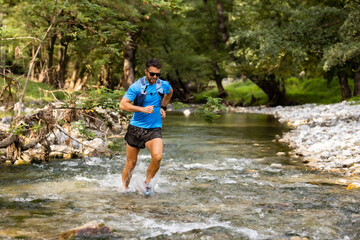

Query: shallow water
(1, 112), (360, 239)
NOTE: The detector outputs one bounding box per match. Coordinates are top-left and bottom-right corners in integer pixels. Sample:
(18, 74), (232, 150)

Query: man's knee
(125, 158), (137, 170)
(152, 152), (162, 163)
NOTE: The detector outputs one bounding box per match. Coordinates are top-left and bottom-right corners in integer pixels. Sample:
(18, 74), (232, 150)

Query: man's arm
(160, 87), (173, 118)
(161, 87), (173, 107)
(119, 97), (154, 114)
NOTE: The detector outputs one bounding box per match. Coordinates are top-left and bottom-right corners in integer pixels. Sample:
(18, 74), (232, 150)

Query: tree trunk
(97, 65), (114, 89)
(354, 71), (360, 96)
(0, 17), (5, 78)
(31, 46), (35, 81)
(203, 0), (228, 98)
(166, 73), (188, 102)
(216, 1), (229, 43)
(212, 62), (228, 98)
(73, 73), (88, 91)
(106, 65), (114, 89)
(175, 69), (192, 102)
(57, 34), (70, 89)
(338, 71), (352, 100)
(122, 32), (136, 90)
(47, 33), (57, 85)
(250, 74), (288, 107)
(48, 34), (56, 69)
(0, 42), (5, 79)
(175, 69), (189, 94)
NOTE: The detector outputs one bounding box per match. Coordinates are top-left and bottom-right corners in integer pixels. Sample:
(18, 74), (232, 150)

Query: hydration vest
(133, 77), (164, 107)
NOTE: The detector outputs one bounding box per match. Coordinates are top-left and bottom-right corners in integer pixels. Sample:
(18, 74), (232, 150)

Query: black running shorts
(124, 125), (162, 149)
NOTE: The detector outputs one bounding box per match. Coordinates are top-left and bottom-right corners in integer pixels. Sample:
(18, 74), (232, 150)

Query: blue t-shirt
(123, 76), (171, 129)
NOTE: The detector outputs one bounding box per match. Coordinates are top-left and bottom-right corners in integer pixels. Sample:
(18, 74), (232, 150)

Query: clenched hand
(142, 105), (154, 114)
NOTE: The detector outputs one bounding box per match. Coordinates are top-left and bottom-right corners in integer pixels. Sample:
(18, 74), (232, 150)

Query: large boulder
(58, 221), (112, 240)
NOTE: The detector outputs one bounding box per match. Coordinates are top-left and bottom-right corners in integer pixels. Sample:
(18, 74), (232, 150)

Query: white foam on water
(71, 154), (170, 195)
(195, 175), (217, 181)
(224, 157), (239, 163)
(74, 175), (98, 182)
(60, 161), (79, 167)
(83, 157), (104, 166)
(263, 166), (282, 173)
(123, 214), (232, 239)
(182, 163), (227, 171)
(181, 157), (252, 172)
(233, 227), (261, 239)
(76, 159), (166, 194)
(13, 192), (61, 202)
(97, 173), (123, 189)
(232, 165), (246, 171)
(219, 178), (237, 184)
(131, 172), (161, 194)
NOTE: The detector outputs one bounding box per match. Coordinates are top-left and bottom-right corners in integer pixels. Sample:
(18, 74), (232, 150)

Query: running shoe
(144, 182), (152, 196)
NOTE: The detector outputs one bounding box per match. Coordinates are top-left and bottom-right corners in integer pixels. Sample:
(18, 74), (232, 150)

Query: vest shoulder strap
(140, 77), (147, 93)
(156, 79), (164, 94)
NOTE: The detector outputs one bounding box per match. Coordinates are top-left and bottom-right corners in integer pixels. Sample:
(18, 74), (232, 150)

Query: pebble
(229, 101), (360, 175)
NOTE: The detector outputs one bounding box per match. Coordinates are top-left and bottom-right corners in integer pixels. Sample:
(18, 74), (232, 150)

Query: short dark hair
(146, 58), (161, 69)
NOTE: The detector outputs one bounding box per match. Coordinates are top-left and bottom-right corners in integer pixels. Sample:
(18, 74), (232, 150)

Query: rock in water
(58, 221), (111, 240)
(183, 109), (191, 117)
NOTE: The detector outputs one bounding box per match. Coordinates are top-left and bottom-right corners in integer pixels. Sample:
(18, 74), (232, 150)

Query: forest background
(1, 0), (360, 110)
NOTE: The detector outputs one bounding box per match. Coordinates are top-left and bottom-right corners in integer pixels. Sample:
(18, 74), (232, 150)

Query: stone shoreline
(228, 101), (360, 176)
(0, 103), (127, 165)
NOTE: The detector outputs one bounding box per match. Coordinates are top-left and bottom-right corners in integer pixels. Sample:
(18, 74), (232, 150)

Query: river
(0, 112), (359, 239)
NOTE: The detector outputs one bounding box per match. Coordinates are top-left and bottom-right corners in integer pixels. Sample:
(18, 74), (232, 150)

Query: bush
(195, 77), (355, 106)
(285, 77), (349, 104)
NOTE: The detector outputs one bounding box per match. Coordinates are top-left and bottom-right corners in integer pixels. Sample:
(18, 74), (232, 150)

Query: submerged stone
(58, 221), (112, 240)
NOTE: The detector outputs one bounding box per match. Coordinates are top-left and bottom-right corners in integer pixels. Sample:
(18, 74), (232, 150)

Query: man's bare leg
(122, 144), (140, 189)
(145, 138), (163, 184)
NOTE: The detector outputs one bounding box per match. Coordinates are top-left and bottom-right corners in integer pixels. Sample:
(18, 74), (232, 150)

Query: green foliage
(322, 0), (360, 71)
(31, 121), (42, 132)
(348, 95), (360, 105)
(10, 120), (43, 136)
(229, 1), (344, 77)
(107, 138), (125, 152)
(197, 97), (226, 123)
(2, 0), (358, 107)
(195, 80), (268, 105)
(172, 101), (189, 110)
(63, 87), (132, 123)
(136, 0), (231, 93)
(285, 77), (349, 104)
(196, 77), (356, 105)
(73, 120), (95, 140)
(10, 123), (26, 136)
(227, 0), (352, 105)
(65, 87), (125, 112)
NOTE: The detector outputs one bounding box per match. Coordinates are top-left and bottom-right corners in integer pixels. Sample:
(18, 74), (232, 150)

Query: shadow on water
(0, 112), (360, 239)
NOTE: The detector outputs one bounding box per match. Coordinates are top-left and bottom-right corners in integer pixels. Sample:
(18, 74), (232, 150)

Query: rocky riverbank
(228, 101), (360, 176)
(0, 102), (128, 165)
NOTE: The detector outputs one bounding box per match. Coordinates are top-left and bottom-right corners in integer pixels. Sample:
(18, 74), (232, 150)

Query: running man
(119, 58), (173, 195)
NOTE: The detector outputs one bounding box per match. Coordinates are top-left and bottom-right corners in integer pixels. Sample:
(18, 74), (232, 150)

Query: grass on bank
(1, 76), (66, 104)
(195, 77), (358, 105)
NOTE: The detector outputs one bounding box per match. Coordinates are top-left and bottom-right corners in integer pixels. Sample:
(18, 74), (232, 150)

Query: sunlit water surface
(1, 112), (360, 239)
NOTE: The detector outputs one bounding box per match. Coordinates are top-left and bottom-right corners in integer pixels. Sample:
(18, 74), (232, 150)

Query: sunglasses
(147, 69), (161, 77)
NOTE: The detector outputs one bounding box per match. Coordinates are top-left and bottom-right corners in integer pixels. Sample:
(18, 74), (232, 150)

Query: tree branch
(0, 134), (17, 148)
(17, 0), (68, 116)
(2, 37), (41, 41)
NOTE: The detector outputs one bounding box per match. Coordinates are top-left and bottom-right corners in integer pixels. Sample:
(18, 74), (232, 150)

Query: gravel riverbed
(229, 101), (360, 176)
